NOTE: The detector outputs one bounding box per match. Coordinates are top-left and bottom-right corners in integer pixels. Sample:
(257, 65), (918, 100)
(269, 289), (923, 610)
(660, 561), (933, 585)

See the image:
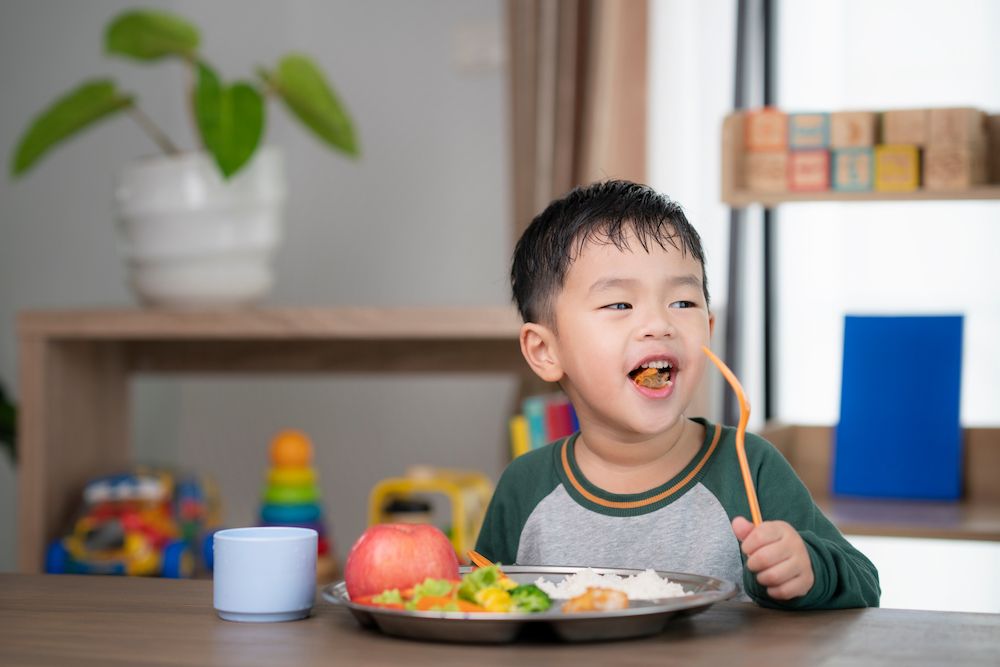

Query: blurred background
(1, 0), (998, 610)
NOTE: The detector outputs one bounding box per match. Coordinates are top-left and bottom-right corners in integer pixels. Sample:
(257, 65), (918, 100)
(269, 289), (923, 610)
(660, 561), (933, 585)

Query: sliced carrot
(412, 595), (488, 612)
(352, 595), (404, 610)
(413, 595), (459, 611)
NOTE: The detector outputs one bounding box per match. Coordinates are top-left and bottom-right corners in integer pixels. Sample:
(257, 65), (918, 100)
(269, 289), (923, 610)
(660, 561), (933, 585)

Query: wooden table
(1, 575), (998, 666)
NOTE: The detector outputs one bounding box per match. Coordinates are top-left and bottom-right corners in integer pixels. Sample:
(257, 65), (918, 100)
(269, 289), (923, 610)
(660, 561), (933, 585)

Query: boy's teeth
(640, 361), (673, 369)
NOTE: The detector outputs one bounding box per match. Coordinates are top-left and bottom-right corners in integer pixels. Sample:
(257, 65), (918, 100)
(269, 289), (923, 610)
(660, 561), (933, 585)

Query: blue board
(833, 315), (963, 500)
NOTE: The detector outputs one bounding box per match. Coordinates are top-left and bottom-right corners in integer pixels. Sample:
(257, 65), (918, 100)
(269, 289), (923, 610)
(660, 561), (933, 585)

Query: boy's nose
(640, 310), (676, 338)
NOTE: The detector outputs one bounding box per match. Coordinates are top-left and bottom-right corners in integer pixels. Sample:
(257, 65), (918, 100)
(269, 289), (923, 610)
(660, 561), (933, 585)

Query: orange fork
(702, 346), (762, 526)
(467, 550), (500, 572)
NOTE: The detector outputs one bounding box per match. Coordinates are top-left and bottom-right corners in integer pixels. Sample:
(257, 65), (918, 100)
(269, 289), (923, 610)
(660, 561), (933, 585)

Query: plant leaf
(269, 54), (359, 157)
(195, 63), (264, 178)
(11, 79), (134, 177)
(105, 9), (200, 61)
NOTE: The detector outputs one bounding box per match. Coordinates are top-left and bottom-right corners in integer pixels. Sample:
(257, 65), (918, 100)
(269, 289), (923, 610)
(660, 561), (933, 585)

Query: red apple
(344, 523), (459, 599)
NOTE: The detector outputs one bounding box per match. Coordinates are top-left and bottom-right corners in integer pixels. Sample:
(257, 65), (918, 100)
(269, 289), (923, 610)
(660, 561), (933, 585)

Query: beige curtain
(507, 0), (649, 240)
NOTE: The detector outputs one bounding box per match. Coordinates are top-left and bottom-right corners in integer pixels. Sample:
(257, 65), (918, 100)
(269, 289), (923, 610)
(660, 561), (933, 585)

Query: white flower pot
(114, 147), (287, 307)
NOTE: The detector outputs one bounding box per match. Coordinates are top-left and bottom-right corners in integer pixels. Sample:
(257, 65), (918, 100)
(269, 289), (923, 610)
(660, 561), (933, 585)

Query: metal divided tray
(322, 565), (737, 643)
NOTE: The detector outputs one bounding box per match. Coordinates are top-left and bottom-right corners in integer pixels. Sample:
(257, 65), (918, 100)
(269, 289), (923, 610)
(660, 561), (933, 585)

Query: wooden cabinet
(15, 307), (532, 572)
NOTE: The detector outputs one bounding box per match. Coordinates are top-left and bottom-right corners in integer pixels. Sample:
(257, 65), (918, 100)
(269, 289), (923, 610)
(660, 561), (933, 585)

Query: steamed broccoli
(510, 584), (552, 613)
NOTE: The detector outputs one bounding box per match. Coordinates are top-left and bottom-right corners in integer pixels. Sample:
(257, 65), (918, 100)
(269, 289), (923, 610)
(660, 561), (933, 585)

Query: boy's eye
(670, 301), (697, 309)
(603, 303), (632, 311)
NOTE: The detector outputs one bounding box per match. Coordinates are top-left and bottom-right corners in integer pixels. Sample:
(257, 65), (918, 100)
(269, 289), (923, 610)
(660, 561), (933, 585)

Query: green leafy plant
(10, 8), (358, 179)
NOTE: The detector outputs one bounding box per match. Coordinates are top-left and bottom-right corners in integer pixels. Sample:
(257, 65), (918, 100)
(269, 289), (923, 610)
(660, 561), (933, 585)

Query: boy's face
(521, 229), (714, 441)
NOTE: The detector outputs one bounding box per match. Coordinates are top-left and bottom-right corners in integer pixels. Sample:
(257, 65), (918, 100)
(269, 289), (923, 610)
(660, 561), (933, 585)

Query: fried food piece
(633, 367), (669, 389)
(561, 587), (629, 613)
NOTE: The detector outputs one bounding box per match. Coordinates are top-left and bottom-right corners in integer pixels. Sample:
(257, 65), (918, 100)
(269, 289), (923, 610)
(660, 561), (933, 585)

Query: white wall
(776, 0), (1000, 426)
(0, 0), (513, 571)
(847, 535), (1000, 613)
(647, 0), (738, 423)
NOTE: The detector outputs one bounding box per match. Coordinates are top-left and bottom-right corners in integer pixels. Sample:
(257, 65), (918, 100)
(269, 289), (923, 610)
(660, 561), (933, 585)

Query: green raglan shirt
(475, 418), (880, 610)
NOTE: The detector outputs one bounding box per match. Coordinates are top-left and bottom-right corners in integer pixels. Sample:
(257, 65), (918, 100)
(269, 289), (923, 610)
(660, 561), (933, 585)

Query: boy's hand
(731, 516), (814, 601)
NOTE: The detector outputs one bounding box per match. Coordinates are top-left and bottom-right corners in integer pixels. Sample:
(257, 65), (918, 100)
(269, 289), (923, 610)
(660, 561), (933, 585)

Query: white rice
(534, 568), (689, 600)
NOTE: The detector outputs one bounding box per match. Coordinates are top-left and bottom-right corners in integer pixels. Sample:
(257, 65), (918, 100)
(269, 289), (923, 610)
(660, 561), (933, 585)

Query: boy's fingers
(766, 572), (813, 601)
(731, 516), (754, 542)
(744, 541), (791, 573)
(737, 520), (783, 556)
(752, 554), (798, 585)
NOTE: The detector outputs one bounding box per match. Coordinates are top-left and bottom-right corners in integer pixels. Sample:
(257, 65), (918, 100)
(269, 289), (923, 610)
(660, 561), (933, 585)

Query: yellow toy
(367, 466), (493, 562)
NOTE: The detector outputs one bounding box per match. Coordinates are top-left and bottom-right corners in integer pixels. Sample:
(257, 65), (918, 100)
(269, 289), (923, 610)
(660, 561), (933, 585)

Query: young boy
(475, 180), (880, 609)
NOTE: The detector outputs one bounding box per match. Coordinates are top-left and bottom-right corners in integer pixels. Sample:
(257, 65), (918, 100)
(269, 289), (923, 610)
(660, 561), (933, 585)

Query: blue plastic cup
(213, 526), (317, 622)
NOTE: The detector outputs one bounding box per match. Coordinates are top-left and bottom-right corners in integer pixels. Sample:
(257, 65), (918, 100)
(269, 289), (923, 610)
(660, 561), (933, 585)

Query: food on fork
(631, 365), (671, 389)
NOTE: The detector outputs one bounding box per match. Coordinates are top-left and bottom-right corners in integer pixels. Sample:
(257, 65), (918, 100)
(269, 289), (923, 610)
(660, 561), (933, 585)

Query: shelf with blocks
(721, 110), (1000, 207)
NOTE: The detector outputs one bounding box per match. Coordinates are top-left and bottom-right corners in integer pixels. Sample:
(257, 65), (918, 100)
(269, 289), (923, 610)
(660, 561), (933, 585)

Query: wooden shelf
(763, 423), (1000, 542)
(15, 307), (532, 573)
(18, 306), (525, 340)
(724, 185), (1000, 207)
(819, 497), (1000, 542)
(720, 112), (1000, 207)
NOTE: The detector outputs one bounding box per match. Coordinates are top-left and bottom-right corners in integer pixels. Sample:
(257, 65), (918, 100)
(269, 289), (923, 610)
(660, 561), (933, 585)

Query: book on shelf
(509, 393), (578, 458)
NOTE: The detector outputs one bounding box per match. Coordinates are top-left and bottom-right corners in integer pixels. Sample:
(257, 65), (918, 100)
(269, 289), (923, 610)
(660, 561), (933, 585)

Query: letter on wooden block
(924, 145), (987, 190)
(875, 145), (921, 192)
(744, 109), (787, 151)
(928, 108), (986, 147)
(745, 151), (788, 192)
(788, 113), (830, 149)
(882, 109), (929, 145)
(788, 150), (830, 191)
(830, 112), (877, 148)
(832, 148), (874, 191)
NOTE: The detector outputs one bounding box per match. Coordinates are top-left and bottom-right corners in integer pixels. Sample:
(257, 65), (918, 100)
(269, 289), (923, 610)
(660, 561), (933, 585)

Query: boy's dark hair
(511, 179), (709, 325)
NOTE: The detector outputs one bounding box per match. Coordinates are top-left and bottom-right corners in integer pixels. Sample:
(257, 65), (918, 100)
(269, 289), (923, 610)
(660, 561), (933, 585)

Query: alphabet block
(832, 148), (874, 191)
(830, 112), (877, 148)
(882, 109), (928, 145)
(745, 151), (787, 192)
(788, 150), (830, 191)
(744, 109), (787, 151)
(788, 113), (830, 149)
(928, 107), (986, 147)
(924, 145), (987, 190)
(874, 145), (920, 192)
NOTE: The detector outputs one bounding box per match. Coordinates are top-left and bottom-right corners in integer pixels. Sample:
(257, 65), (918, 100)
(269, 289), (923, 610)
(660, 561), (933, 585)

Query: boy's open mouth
(628, 360), (673, 389)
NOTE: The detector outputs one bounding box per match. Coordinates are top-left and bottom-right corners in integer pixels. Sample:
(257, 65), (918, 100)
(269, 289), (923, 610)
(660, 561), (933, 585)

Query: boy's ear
(709, 312), (716, 337)
(519, 322), (564, 383)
